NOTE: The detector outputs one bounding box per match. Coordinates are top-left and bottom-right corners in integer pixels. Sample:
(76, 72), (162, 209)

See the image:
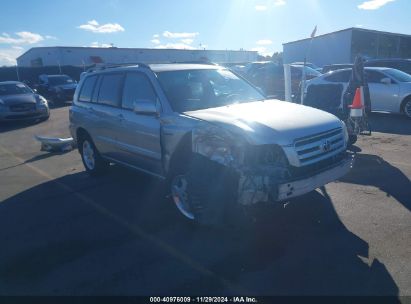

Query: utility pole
(15, 65), (20, 81)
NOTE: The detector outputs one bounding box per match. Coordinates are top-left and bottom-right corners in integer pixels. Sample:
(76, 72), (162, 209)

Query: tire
(78, 134), (108, 176)
(348, 134), (358, 146)
(403, 97), (411, 119)
(169, 154), (240, 228)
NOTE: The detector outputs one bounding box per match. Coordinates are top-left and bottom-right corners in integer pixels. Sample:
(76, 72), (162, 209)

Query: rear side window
(122, 73), (157, 110)
(78, 76), (97, 102)
(324, 70), (351, 82)
(97, 73), (124, 107)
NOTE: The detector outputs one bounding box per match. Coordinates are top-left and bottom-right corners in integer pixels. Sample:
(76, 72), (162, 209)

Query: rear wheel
(78, 135), (108, 176)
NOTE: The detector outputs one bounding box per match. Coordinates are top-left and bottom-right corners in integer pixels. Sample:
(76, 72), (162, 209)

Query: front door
(366, 70), (400, 112)
(115, 72), (163, 175)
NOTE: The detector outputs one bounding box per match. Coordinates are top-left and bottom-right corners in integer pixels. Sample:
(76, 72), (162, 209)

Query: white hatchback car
(305, 67), (411, 118)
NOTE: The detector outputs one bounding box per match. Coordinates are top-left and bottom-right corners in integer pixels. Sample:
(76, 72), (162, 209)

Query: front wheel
(403, 98), (411, 119)
(79, 135), (108, 176)
(168, 155), (242, 228)
(170, 174), (195, 221)
(348, 134), (358, 146)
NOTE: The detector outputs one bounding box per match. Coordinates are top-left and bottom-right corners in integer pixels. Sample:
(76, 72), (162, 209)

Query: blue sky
(0, 0), (409, 66)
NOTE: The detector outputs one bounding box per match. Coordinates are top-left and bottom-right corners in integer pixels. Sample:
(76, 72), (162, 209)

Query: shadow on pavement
(0, 151), (70, 172)
(340, 153), (411, 212)
(369, 113), (411, 135)
(0, 119), (47, 133)
(0, 166), (400, 298)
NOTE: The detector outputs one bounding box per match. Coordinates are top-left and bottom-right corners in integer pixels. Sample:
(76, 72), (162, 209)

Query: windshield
(48, 76), (74, 86)
(156, 68), (265, 112)
(0, 83), (33, 96)
(291, 65), (322, 77)
(384, 69), (411, 82)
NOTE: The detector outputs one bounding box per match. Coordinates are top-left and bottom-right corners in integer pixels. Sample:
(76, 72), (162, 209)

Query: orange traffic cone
(349, 87), (364, 117)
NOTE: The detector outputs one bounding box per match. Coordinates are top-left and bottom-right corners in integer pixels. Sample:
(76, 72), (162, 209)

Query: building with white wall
(283, 28), (411, 67)
(16, 46), (258, 67)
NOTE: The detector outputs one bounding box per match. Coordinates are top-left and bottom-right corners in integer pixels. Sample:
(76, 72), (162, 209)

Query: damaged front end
(190, 124), (354, 207)
(191, 125), (292, 206)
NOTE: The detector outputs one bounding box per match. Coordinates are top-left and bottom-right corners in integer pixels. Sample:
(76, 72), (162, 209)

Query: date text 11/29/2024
(149, 297), (258, 303)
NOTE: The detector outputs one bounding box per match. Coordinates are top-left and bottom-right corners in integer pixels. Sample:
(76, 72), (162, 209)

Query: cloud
(274, 0), (286, 5)
(163, 31), (199, 39)
(256, 39), (273, 45)
(78, 20), (125, 33)
(153, 34), (159, 38)
(155, 43), (197, 50)
(90, 41), (112, 48)
(0, 46), (25, 66)
(255, 0), (286, 10)
(358, 0), (395, 10)
(251, 46), (272, 56)
(151, 39), (161, 45)
(181, 38), (194, 45)
(45, 35), (57, 40)
(0, 32), (44, 45)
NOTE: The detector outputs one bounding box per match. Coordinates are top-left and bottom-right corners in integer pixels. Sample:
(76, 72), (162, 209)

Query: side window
(122, 73), (157, 110)
(324, 70), (351, 82)
(97, 73), (124, 107)
(78, 76), (97, 103)
(366, 70), (385, 83)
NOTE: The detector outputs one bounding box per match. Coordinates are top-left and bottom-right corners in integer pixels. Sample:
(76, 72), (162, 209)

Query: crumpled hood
(184, 99), (344, 146)
(0, 93), (37, 106)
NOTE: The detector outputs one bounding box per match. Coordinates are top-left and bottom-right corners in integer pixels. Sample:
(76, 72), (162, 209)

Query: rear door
(116, 71), (163, 175)
(91, 72), (125, 159)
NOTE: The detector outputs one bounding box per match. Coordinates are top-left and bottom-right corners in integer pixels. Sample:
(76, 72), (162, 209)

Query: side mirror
(133, 100), (158, 116)
(381, 78), (392, 85)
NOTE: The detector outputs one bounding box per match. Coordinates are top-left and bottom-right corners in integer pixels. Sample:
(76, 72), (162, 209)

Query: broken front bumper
(277, 155), (354, 201)
(238, 154), (354, 205)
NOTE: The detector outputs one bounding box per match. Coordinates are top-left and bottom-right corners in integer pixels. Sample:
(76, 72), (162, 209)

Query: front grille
(294, 127), (345, 166)
(9, 103), (36, 112)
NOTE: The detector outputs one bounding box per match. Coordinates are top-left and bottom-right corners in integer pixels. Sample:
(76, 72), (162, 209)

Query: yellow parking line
(0, 145), (243, 294)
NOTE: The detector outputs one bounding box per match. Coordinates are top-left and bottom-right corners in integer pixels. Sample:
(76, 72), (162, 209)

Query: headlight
(342, 121), (349, 144)
(193, 126), (238, 167)
(245, 145), (288, 167)
(37, 95), (48, 106)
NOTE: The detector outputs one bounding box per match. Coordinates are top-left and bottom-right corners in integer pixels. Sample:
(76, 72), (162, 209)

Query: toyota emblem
(321, 140), (332, 152)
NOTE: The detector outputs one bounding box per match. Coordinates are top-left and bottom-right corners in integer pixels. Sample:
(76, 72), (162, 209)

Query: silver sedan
(0, 81), (50, 122)
(305, 67), (411, 118)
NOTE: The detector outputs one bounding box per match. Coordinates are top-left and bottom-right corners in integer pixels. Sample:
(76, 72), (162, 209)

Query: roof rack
(86, 62), (150, 73)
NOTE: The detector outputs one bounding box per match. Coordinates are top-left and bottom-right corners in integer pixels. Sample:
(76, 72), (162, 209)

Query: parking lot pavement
(0, 107), (410, 296)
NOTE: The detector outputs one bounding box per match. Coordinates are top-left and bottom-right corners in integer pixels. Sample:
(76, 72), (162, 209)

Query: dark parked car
(36, 74), (77, 104)
(246, 63), (321, 100)
(365, 59), (411, 75)
(0, 81), (49, 122)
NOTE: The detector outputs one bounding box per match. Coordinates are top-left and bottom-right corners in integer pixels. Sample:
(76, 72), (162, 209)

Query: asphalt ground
(0, 105), (410, 298)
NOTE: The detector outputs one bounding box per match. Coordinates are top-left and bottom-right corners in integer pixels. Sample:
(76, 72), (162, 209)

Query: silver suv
(69, 63), (353, 225)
